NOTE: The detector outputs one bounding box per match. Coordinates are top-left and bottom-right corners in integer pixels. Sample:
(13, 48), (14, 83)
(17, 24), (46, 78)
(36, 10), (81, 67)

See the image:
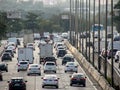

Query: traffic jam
(0, 32), (98, 90)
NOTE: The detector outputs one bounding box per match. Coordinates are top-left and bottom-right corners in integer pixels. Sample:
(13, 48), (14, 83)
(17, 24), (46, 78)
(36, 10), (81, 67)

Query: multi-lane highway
(0, 39), (101, 90)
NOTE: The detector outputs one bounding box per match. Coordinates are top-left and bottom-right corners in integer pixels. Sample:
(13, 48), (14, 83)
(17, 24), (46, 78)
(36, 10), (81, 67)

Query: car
(1, 52), (12, 61)
(5, 42), (16, 49)
(62, 54), (74, 65)
(17, 39), (20, 45)
(43, 56), (57, 65)
(70, 73), (87, 87)
(107, 49), (118, 59)
(26, 43), (35, 50)
(17, 61), (29, 72)
(65, 62), (78, 73)
(41, 75), (59, 88)
(57, 49), (67, 57)
(7, 46), (16, 53)
(54, 42), (65, 50)
(44, 62), (57, 73)
(56, 46), (66, 51)
(27, 64), (41, 76)
(0, 63), (8, 72)
(114, 51), (120, 63)
(8, 77), (27, 90)
(4, 49), (14, 57)
(0, 71), (3, 81)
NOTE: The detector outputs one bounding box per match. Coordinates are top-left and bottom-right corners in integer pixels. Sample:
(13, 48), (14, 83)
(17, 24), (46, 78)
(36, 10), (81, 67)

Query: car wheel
(54, 71), (56, 73)
(27, 74), (30, 76)
(42, 85), (44, 88)
(70, 83), (72, 86)
(83, 83), (86, 87)
(75, 71), (77, 73)
(38, 73), (41, 76)
(6, 69), (8, 72)
(56, 85), (58, 88)
(65, 71), (67, 73)
(17, 70), (19, 72)
(44, 71), (46, 73)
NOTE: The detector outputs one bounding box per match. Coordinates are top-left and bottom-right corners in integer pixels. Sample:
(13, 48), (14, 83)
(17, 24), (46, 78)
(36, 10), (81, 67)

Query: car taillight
(75, 66), (77, 68)
(29, 68), (31, 70)
(71, 78), (76, 80)
(18, 64), (20, 66)
(38, 68), (40, 70)
(54, 79), (58, 81)
(44, 79), (47, 81)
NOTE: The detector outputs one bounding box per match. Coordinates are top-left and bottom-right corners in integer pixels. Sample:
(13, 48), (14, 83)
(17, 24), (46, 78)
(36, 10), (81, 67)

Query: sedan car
(17, 61), (29, 72)
(62, 54), (74, 65)
(4, 49), (14, 57)
(26, 43), (35, 50)
(8, 77), (27, 90)
(41, 75), (59, 88)
(44, 62), (57, 73)
(57, 49), (67, 57)
(43, 56), (57, 65)
(7, 46), (16, 53)
(27, 64), (41, 76)
(0, 63), (8, 72)
(65, 62), (78, 73)
(1, 52), (12, 61)
(70, 73), (87, 87)
(0, 71), (3, 81)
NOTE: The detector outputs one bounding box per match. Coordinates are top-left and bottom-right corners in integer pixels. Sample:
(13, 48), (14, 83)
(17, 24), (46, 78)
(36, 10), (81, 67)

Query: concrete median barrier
(64, 40), (115, 90)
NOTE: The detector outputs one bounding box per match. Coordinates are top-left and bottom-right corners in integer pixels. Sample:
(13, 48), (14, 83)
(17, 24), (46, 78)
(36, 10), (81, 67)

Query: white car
(115, 51), (120, 62)
(17, 61), (29, 72)
(41, 75), (59, 88)
(27, 43), (35, 50)
(65, 62), (78, 73)
(27, 64), (41, 75)
(7, 46), (16, 53)
(44, 62), (57, 73)
(56, 46), (66, 51)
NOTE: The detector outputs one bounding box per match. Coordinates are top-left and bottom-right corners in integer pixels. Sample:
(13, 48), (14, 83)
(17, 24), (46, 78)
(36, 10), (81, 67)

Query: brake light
(71, 78), (76, 80)
(54, 79), (58, 81)
(43, 79), (47, 81)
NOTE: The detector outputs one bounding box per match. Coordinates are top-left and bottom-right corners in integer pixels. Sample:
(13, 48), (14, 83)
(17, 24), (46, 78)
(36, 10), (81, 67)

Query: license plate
(14, 84), (20, 86)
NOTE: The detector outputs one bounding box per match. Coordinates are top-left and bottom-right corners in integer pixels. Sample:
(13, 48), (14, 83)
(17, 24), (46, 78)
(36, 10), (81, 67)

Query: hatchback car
(4, 49), (14, 57)
(17, 61), (29, 72)
(43, 57), (57, 65)
(0, 71), (3, 81)
(62, 54), (74, 65)
(0, 63), (8, 72)
(1, 52), (12, 61)
(70, 73), (87, 87)
(65, 62), (78, 73)
(26, 43), (35, 50)
(44, 62), (57, 73)
(8, 77), (27, 90)
(57, 49), (67, 57)
(27, 64), (41, 76)
(41, 75), (59, 88)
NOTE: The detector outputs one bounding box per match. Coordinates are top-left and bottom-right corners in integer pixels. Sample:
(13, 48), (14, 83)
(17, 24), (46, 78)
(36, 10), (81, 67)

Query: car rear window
(73, 75), (84, 78)
(46, 63), (55, 65)
(11, 79), (23, 83)
(20, 62), (28, 64)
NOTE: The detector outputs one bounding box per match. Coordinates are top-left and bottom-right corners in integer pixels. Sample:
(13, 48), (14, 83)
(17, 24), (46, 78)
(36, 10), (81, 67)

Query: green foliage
(114, 0), (120, 33)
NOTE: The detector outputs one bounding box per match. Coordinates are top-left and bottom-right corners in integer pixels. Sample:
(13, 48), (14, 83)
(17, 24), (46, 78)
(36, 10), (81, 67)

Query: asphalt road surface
(0, 39), (99, 90)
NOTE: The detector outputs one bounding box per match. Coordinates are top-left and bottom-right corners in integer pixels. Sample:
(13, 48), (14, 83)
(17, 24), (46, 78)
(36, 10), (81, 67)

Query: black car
(1, 52), (12, 61)
(107, 49), (118, 59)
(17, 39), (20, 45)
(0, 63), (8, 72)
(43, 57), (57, 65)
(57, 49), (67, 57)
(70, 73), (86, 87)
(0, 71), (3, 81)
(62, 54), (74, 65)
(4, 50), (14, 57)
(8, 77), (27, 90)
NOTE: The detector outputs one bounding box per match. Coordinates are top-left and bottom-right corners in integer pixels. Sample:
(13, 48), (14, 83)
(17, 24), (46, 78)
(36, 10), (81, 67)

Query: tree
(113, 0), (120, 33)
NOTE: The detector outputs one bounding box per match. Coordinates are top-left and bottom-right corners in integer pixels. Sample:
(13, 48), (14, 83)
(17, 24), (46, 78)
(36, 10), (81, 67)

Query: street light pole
(69, 0), (72, 44)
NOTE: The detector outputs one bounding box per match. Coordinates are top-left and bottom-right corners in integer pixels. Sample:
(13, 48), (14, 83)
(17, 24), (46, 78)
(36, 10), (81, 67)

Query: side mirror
(41, 77), (43, 79)
(7, 81), (10, 83)
(58, 78), (60, 80)
(69, 75), (71, 78)
(25, 80), (27, 83)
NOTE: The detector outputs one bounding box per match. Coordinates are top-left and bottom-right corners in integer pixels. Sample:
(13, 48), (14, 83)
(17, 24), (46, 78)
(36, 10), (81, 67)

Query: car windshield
(31, 65), (38, 67)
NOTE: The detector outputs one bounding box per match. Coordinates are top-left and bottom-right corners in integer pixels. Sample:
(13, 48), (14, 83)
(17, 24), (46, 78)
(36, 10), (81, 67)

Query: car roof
(44, 75), (57, 78)
(72, 73), (84, 76)
(66, 62), (76, 65)
(64, 54), (73, 58)
(11, 77), (23, 80)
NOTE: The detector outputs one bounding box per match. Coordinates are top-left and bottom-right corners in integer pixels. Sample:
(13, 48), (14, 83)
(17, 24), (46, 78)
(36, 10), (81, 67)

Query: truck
(18, 47), (34, 64)
(39, 41), (53, 64)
